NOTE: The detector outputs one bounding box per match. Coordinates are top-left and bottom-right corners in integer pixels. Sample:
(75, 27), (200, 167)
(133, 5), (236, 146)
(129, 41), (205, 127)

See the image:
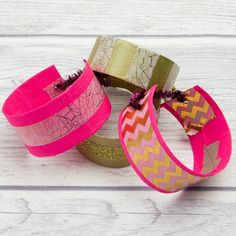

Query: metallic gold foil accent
(77, 139), (129, 168)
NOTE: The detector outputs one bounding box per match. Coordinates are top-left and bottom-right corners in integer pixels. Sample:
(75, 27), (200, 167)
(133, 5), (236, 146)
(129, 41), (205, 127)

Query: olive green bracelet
(77, 36), (180, 168)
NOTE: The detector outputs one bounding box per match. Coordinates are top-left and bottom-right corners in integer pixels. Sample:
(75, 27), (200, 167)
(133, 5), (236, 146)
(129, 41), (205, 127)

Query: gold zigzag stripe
(186, 91), (201, 102)
(163, 175), (198, 191)
(200, 116), (208, 125)
(141, 155), (171, 177)
(126, 125), (153, 149)
(152, 165), (184, 185)
(128, 134), (199, 190)
(171, 102), (188, 111)
(180, 102), (209, 119)
(126, 122), (195, 187)
(175, 175), (196, 186)
(132, 141), (161, 165)
(171, 91), (201, 111)
(141, 157), (197, 189)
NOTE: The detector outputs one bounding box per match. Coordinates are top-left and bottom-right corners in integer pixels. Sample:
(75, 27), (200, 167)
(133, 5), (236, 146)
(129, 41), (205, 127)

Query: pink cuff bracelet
(119, 85), (232, 193)
(2, 61), (111, 157)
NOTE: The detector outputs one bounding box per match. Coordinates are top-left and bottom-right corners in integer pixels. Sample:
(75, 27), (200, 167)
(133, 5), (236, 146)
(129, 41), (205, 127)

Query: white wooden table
(0, 1), (235, 235)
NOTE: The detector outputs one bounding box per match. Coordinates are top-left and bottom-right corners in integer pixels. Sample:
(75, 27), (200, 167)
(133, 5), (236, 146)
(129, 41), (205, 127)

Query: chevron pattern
(121, 89), (203, 192)
(165, 88), (215, 134)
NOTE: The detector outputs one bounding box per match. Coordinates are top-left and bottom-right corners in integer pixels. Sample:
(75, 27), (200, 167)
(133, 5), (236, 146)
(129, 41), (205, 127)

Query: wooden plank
(0, 0), (236, 36)
(0, 36), (235, 187)
(0, 190), (235, 235)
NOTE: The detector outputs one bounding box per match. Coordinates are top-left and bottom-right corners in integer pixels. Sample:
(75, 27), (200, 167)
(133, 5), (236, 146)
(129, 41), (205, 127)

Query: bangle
(77, 35), (180, 168)
(89, 35), (179, 90)
(119, 85), (232, 192)
(2, 61), (111, 157)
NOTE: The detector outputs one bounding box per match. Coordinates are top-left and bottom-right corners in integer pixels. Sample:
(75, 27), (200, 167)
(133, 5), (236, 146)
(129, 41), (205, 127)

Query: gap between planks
(0, 34), (236, 38)
(0, 186), (235, 191)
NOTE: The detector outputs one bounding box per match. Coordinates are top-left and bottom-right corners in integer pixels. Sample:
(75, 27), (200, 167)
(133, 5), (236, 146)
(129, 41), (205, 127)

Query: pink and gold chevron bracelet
(118, 85), (232, 193)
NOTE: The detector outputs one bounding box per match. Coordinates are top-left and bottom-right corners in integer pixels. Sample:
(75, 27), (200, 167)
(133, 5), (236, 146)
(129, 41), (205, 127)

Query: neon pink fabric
(2, 61), (111, 157)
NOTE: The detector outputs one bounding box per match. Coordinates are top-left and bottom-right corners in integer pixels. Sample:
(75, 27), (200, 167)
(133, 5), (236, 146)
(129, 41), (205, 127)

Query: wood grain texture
(0, 36), (235, 187)
(0, 0), (236, 36)
(0, 0), (235, 234)
(0, 190), (236, 236)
